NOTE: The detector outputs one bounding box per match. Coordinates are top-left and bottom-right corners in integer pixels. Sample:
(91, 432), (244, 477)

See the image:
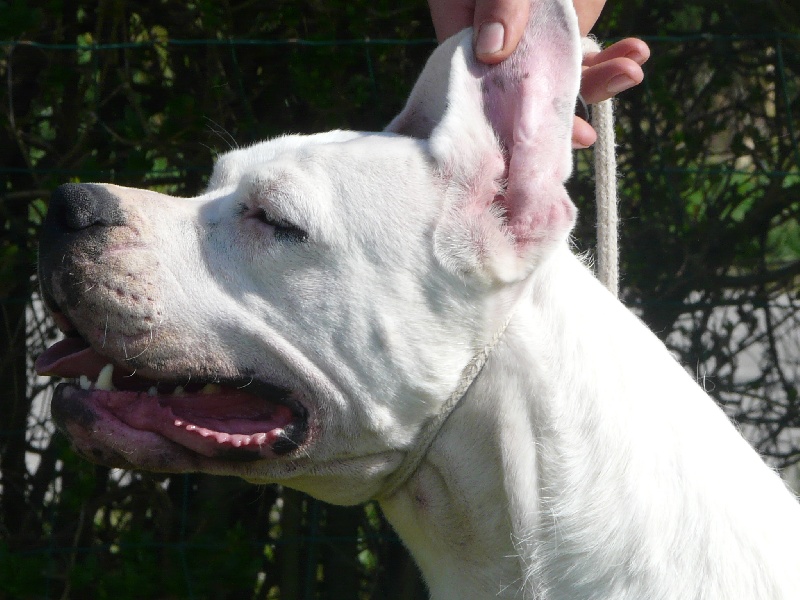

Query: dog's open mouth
(35, 325), (308, 461)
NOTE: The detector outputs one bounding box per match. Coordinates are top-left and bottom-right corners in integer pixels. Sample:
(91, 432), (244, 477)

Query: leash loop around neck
(374, 313), (514, 501)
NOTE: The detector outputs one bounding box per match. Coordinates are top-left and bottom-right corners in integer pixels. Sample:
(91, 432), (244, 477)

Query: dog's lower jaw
(379, 248), (800, 600)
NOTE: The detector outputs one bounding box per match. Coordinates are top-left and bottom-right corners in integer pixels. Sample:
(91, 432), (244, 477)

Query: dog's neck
(379, 351), (540, 599)
(379, 246), (796, 600)
(380, 248), (585, 599)
(376, 334), (525, 594)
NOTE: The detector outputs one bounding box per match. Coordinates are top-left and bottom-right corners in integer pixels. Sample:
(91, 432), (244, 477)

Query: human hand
(574, 37), (649, 147)
(427, 0), (650, 147)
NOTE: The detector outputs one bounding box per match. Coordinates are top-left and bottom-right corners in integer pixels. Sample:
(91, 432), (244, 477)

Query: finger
(574, 0), (607, 36)
(583, 37), (650, 68)
(428, 0), (475, 43)
(580, 57), (644, 105)
(473, 0), (530, 64)
(572, 116), (597, 149)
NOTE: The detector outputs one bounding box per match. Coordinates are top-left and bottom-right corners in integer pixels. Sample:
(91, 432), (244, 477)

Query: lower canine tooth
(95, 364), (115, 391)
(201, 383), (221, 394)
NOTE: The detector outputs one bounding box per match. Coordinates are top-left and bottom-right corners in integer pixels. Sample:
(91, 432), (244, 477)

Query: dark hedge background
(1, 1), (798, 598)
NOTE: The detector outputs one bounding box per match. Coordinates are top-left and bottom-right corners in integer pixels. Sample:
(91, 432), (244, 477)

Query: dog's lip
(36, 336), (114, 379)
(50, 310), (79, 336)
(51, 381), (307, 459)
(38, 327), (310, 459)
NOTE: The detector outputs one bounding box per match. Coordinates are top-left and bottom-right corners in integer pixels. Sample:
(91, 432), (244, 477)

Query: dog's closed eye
(240, 204), (308, 244)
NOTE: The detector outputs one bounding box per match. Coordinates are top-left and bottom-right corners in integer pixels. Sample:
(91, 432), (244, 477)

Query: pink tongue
(35, 338), (111, 379)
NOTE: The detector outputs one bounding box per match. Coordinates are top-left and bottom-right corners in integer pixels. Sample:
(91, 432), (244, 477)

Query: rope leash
(584, 37), (620, 298)
(375, 38), (620, 501)
(374, 312), (515, 501)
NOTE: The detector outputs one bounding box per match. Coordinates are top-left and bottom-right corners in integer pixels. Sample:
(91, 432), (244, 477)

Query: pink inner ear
(473, 23), (579, 251)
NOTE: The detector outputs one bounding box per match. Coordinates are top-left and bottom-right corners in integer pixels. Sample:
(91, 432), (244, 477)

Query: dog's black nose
(47, 183), (126, 232)
(39, 184), (127, 302)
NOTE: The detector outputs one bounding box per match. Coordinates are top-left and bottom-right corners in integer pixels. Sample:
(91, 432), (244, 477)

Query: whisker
(125, 326), (155, 361)
(236, 376), (254, 389)
(102, 314), (109, 348)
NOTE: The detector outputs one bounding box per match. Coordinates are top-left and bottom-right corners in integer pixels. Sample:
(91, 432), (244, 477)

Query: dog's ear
(386, 0), (581, 282)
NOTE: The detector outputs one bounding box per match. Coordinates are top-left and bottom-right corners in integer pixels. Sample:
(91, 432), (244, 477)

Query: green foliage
(1, 0), (799, 598)
(0, 0), (42, 38)
(0, 540), (53, 598)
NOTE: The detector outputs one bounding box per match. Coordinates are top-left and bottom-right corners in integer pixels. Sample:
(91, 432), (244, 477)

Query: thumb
(473, 0), (530, 64)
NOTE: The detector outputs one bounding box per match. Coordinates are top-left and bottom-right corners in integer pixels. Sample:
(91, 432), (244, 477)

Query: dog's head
(36, 0), (580, 504)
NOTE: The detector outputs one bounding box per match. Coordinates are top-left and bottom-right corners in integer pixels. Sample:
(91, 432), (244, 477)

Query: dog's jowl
(36, 0), (800, 598)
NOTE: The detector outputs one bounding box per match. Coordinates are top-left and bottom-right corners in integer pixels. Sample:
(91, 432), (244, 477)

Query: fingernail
(607, 74), (636, 94)
(626, 50), (647, 65)
(476, 22), (505, 57)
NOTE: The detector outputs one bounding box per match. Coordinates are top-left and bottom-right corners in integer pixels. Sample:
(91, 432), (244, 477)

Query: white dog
(36, 0), (800, 597)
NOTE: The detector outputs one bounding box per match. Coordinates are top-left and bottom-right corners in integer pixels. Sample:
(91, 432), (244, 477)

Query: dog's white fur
(381, 250), (800, 599)
(42, 0), (800, 597)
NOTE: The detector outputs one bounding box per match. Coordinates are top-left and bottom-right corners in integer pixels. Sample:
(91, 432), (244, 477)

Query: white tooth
(173, 386), (185, 396)
(148, 386), (158, 397)
(79, 375), (91, 390)
(201, 383), (221, 394)
(95, 364), (115, 391)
